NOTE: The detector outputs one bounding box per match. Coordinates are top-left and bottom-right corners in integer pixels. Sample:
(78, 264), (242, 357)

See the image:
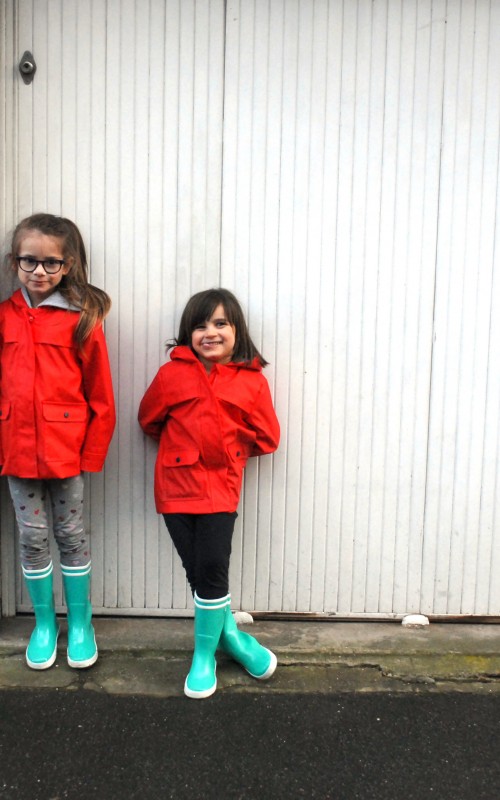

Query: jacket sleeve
(247, 377), (280, 457)
(80, 324), (116, 472)
(138, 369), (170, 441)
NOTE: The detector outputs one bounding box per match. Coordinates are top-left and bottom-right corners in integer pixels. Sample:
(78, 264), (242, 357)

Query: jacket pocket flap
(43, 402), (88, 422)
(34, 326), (76, 347)
(0, 401), (11, 420)
(162, 449), (200, 467)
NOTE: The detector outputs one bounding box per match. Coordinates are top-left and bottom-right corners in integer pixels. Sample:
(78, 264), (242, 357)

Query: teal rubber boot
(23, 562), (59, 670)
(219, 597), (277, 679)
(61, 562), (98, 668)
(184, 594), (229, 699)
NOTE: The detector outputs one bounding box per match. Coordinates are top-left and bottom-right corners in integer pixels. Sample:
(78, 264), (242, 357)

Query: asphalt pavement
(1, 689), (500, 799)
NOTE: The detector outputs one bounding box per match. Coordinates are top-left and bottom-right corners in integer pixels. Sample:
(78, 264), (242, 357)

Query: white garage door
(1, 0), (499, 619)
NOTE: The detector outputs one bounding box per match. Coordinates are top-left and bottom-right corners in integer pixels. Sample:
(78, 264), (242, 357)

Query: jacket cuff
(80, 452), (106, 472)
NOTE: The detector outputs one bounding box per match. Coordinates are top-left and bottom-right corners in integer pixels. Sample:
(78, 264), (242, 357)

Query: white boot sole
(184, 675), (217, 699)
(248, 649), (277, 680)
(67, 641), (98, 669)
(26, 630), (59, 670)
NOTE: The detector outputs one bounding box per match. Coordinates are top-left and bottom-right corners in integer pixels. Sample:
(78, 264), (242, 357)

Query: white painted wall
(1, 0), (499, 617)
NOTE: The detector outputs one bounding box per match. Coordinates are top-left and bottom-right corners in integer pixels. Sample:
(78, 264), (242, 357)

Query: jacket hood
(170, 344), (263, 372)
(12, 287), (80, 312)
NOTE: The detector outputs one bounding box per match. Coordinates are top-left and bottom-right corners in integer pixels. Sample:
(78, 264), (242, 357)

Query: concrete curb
(1, 616), (500, 697)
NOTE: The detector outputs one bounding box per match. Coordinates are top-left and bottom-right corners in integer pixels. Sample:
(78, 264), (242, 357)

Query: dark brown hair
(8, 213), (111, 346)
(171, 288), (268, 367)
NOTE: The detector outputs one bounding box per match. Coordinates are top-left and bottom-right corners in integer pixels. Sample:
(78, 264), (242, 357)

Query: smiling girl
(138, 288), (280, 698)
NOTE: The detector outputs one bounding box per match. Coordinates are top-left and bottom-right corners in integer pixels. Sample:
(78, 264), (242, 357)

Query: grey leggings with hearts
(7, 474), (89, 571)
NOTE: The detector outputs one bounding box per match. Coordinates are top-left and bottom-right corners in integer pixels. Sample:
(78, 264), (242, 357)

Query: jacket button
(176, 456), (181, 463)
(64, 412), (70, 418)
(236, 451), (241, 457)
(28, 316), (34, 322)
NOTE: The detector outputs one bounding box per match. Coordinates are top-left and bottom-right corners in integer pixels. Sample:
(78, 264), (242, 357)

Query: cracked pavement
(1, 616), (500, 697)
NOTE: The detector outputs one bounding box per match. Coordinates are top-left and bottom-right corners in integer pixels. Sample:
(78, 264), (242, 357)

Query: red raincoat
(138, 345), (280, 514)
(0, 289), (116, 478)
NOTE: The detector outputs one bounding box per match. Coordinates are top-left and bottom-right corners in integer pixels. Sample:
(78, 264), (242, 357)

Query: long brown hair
(9, 213), (111, 346)
(171, 288), (268, 366)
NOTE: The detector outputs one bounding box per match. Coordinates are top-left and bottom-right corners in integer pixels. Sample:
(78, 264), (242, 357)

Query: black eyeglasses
(16, 256), (66, 275)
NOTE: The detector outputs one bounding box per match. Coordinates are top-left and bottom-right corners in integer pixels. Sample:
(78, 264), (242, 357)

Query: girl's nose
(33, 262), (46, 275)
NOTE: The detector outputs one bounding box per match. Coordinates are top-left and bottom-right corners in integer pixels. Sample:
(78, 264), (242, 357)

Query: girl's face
(15, 230), (71, 307)
(191, 304), (236, 371)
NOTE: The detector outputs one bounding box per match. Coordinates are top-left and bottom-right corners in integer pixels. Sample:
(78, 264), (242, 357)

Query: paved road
(1, 690), (499, 799)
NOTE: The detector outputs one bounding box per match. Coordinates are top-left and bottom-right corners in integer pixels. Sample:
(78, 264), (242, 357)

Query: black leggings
(163, 512), (237, 600)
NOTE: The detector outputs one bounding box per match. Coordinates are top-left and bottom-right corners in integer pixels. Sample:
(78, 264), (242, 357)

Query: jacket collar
(15, 287), (80, 311)
(170, 345), (263, 372)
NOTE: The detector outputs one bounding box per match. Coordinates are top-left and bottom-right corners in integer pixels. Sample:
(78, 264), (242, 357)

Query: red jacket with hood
(138, 345), (280, 514)
(0, 289), (116, 479)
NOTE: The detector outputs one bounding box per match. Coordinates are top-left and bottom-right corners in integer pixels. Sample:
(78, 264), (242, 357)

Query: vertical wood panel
(422, 0), (500, 615)
(475, 0), (500, 615)
(389, 0), (445, 614)
(0, 0), (17, 283)
(0, 0), (18, 614)
(309, 0), (342, 614)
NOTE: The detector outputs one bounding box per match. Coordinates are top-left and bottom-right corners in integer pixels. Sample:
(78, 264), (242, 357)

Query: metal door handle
(19, 51), (36, 84)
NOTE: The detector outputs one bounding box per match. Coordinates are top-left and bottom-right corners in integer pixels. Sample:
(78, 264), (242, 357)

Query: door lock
(19, 51), (36, 84)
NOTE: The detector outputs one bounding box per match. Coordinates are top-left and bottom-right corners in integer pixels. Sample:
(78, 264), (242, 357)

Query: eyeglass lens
(16, 257), (64, 274)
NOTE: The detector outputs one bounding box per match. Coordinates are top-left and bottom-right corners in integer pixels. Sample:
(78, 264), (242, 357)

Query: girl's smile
(191, 304), (236, 371)
(15, 230), (70, 307)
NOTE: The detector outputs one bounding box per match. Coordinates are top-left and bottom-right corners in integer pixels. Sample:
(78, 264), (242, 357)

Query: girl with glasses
(0, 213), (116, 670)
(139, 288), (280, 699)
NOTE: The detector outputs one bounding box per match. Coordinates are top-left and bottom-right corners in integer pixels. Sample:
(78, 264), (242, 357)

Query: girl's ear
(8, 254), (17, 273)
(62, 256), (75, 276)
